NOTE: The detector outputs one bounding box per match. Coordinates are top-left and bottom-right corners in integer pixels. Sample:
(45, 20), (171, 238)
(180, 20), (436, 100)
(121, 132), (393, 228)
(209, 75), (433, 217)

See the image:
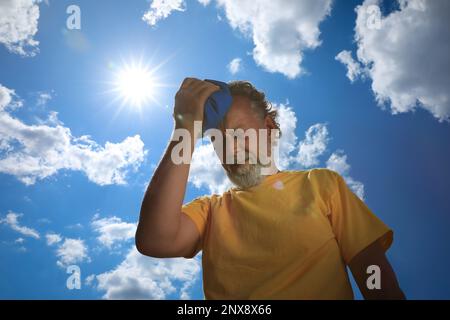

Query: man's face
(213, 95), (273, 189)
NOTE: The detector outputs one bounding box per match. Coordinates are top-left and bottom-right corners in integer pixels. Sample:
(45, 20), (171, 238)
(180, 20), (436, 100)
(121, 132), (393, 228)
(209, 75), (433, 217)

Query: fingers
(180, 77), (204, 90)
(179, 77), (221, 100)
(179, 77), (198, 90)
(191, 80), (218, 94)
(190, 79), (208, 91)
(180, 77), (218, 91)
(196, 83), (220, 104)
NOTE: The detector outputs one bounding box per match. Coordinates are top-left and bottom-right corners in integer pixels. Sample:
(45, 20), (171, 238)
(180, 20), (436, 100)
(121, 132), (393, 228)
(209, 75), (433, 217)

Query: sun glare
(113, 62), (157, 108)
(107, 55), (174, 115)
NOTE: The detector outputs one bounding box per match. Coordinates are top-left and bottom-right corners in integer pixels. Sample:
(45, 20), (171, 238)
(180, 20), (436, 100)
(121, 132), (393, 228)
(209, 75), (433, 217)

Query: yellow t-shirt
(181, 168), (393, 300)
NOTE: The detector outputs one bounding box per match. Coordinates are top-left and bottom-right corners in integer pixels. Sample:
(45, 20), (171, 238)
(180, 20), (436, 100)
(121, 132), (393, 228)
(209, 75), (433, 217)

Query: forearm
(350, 240), (406, 300)
(136, 125), (195, 247)
(358, 269), (406, 300)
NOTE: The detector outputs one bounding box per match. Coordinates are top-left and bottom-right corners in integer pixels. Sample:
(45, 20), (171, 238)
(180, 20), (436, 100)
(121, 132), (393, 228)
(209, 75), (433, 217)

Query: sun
(114, 63), (156, 108)
(106, 55), (174, 115)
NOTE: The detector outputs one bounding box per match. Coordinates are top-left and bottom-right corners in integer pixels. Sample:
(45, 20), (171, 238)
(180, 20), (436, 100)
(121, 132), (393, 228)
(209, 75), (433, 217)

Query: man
(136, 78), (405, 300)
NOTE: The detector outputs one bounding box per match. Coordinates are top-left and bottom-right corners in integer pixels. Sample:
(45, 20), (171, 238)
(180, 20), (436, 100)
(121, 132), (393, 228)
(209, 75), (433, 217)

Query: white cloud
(43, 111), (63, 126)
(0, 84), (147, 186)
(342, 0), (450, 122)
(0, 212), (40, 239)
(45, 233), (62, 246)
(91, 215), (136, 249)
(56, 238), (89, 267)
(326, 150), (365, 200)
(0, 0), (42, 56)
(85, 274), (96, 286)
(276, 103), (298, 169)
(227, 57), (242, 74)
(94, 247), (201, 299)
(215, 0), (332, 78)
(0, 86), (14, 110)
(0, 85), (22, 112)
(142, 0), (332, 78)
(295, 123), (329, 168)
(326, 151), (349, 174)
(335, 50), (364, 83)
(15, 237), (25, 244)
(197, 0), (211, 6)
(36, 91), (52, 107)
(142, 0), (186, 27)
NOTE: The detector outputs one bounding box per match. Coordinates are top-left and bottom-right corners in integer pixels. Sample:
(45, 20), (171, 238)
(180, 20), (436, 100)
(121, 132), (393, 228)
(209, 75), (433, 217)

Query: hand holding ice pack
(203, 79), (233, 133)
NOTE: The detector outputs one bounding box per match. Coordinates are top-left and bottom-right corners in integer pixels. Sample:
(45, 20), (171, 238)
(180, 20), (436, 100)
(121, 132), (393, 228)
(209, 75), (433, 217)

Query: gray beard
(225, 163), (265, 189)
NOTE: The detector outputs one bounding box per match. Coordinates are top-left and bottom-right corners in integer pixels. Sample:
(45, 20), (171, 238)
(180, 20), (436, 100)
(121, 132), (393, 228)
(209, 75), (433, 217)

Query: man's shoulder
(287, 167), (340, 181)
(183, 192), (223, 207)
(289, 168), (341, 196)
(308, 167), (340, 178)
(182, 194), (212, 208)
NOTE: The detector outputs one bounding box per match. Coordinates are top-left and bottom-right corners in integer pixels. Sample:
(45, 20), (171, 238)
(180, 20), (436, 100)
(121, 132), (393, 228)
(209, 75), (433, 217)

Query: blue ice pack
(202, 79), (233, 134)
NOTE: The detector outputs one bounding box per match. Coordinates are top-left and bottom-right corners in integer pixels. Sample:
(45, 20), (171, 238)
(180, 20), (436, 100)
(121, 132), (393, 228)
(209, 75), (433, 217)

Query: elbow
(134, 228), (174, 258)
(134, 217), (155, 256)
(135, 229), (149, 256)
(135, 235), (159, 257)
(135, 227), (155, 257)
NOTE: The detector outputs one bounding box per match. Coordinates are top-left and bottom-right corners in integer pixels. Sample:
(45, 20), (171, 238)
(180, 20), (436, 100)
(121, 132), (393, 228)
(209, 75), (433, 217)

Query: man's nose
(231, 138), (246, 154)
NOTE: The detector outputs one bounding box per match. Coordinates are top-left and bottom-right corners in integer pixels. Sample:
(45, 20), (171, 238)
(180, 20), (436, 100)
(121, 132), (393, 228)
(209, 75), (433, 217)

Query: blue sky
(1, 0), (449, 299)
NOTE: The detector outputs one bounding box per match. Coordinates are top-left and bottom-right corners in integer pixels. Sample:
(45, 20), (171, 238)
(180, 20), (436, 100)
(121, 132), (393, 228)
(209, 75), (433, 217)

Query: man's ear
(264, 116), (276, 137)
(264, 116), (276, 129)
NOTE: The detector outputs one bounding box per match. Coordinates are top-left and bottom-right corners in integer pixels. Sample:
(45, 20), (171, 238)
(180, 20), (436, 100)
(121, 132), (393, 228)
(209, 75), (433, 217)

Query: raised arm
(135, 78), (219, 258)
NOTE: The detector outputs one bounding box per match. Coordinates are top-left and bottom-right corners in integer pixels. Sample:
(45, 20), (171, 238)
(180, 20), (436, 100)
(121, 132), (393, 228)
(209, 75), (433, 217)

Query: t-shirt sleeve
(181, 195), (211, 258)
(327, 171), (393, 265)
